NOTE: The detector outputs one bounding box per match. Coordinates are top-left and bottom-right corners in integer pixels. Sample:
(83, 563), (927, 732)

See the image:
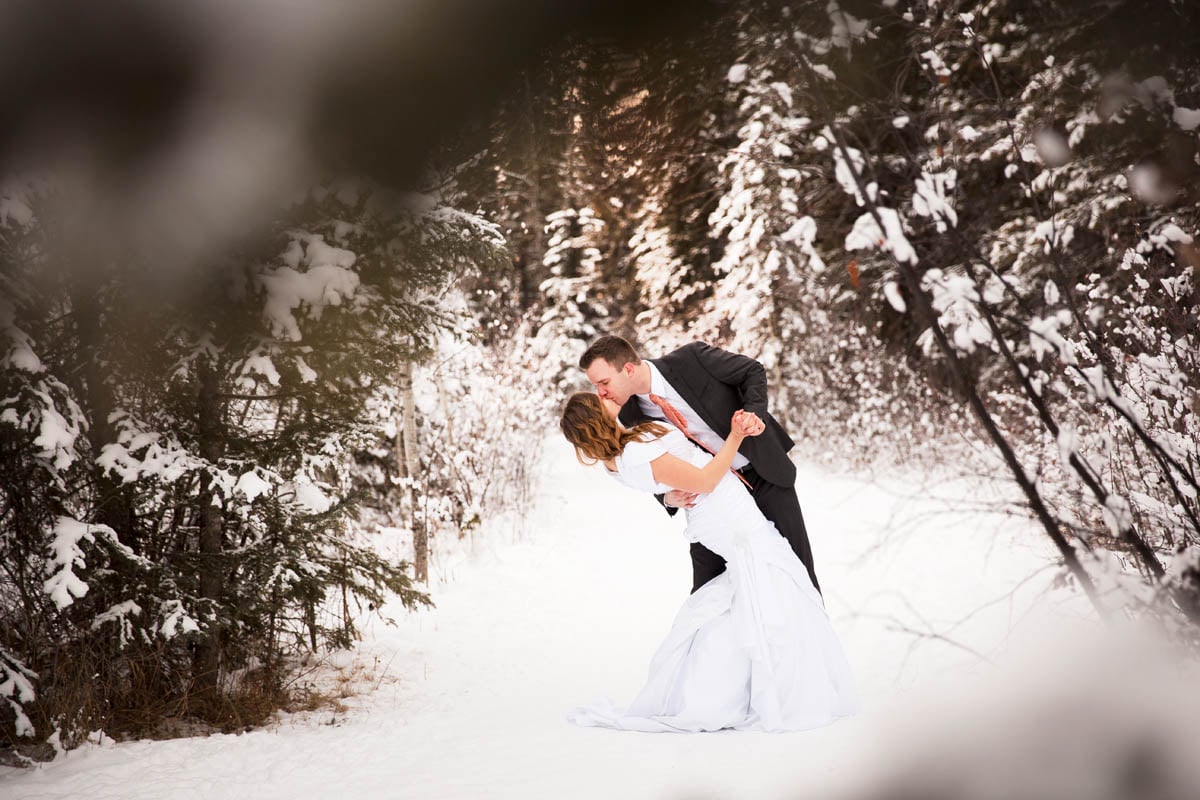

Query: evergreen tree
(0, 179), (505, 747)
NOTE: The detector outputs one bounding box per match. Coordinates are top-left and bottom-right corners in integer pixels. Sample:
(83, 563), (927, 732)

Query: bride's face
(599, 396), (621, 422)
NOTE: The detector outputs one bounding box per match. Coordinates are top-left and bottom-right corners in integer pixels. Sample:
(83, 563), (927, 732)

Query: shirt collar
(643, 360), (668, 398)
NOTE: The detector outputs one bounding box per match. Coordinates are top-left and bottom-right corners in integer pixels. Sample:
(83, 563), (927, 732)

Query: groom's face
(586, 358), (636, 406)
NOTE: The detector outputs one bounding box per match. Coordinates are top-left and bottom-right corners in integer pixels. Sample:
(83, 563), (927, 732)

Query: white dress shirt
(636, 361), (749, 470)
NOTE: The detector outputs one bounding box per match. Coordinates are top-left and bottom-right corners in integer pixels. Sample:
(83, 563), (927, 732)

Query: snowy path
(3, 439), (1061, 800)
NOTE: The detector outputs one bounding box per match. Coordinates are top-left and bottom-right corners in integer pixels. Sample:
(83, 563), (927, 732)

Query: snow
(1044, 278), (1060, 304)
(845, 207), (917, 264)
(1145, 222), (1193, 248)
(912, 169), (957, 232)
(770, 81), (793, 109)
(259, 236), (361, 342)
(4, 330), (44, 373)
(831, 138), (877, 206)
(4, 431), (1125, 798)
(241, 354), (281, 386)
(1173, 105), (1200, 131)
(90, 601), (143, 631)
(0, 181), (35, 227)
(91, 601), (144, 648)
(810, 62), (838, 82)
(1133, 75), (1172, 107)
(1029, 310), (1077, 364)
(30, 391), (80, 471)
(290, 480), (333, 513)
(42, 518), (111, 610)
(727, 64), (748, 84)
(1055, 424), (1079, 468)
(780, 216), (824, 272)
(234, 470), (273, 502)
(158, 600), (200, 639)
(917, 269), (995, 354)
(1032, 217), (1075, 253)
(0, 651), (37, 738)
(1101, 494), (1133, 537)
(920, 48), (951, 79)
(295, 356), (318, 383)
(97, 411), (218, 488)
(827, 2), (871, 51)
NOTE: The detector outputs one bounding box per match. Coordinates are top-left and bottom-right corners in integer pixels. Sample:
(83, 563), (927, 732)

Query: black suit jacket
(618, 342), (797, 487)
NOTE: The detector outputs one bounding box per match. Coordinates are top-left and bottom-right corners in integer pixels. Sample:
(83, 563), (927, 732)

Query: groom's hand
(665, 490), (699, 509)
(733, 409), (766, 436)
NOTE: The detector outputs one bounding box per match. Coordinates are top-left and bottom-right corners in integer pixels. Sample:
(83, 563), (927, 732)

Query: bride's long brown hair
(560, 392), (669, 465)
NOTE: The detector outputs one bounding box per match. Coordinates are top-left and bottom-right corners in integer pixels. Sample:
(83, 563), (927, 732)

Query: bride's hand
(730, 412), (756, 438)
(732, 410), (765, 437)
(665, 490), (699, 509)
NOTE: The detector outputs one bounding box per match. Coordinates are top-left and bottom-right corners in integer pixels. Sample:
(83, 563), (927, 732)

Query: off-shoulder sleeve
(616, 438), (669, 494)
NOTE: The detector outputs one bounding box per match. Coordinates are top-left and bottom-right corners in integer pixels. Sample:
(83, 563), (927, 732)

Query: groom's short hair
(579, 335), (641, 370)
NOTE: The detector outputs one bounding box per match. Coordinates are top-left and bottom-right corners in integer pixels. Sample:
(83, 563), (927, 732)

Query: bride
(559, 392), (859, 733)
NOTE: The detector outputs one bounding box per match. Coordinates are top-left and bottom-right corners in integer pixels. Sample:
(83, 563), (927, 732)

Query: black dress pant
(688, 465), (821, 596)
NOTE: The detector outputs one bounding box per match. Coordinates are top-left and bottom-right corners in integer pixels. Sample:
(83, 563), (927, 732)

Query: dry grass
(2, 640), (370, 765)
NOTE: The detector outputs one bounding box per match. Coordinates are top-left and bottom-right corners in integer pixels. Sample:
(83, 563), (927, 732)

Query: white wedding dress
(569, 428), (859, 733)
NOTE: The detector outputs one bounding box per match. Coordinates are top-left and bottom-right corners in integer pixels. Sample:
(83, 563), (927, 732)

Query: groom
(580, 335), (820, 596)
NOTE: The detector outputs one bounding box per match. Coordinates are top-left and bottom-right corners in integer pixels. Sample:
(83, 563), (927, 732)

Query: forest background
(1, 0), (1198, 758)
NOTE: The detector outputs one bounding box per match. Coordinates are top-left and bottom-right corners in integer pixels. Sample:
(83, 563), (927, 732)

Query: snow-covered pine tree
(0, 177), (506, 749)
(801, 0), (1200, 625)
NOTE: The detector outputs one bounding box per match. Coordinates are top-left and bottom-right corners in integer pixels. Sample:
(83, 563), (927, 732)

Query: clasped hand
(731, 409), (765, 437)
(664, 409), (763, 509)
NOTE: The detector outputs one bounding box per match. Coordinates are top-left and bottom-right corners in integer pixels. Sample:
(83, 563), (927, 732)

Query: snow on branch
(845, 207), (918, 265)
(826, 1), (873, 52)
(97, 410), (206, 486)
(260, 233), (361, 342)
(0, 296), (44, 374)
(912, 169), (958, 232)
(90, 600), (143, 649)
(42, 517), (114, 610)
(0, 647), (37, 738)
(830, 133), (877, 206)
(915, 269), (998, 354)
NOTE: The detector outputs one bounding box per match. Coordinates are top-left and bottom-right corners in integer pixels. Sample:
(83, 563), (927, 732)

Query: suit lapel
(618, 396), (646, 427)
(651, 354), (722, 433)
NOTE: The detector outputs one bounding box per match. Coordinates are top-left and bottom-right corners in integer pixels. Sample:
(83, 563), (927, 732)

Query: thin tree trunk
(195, 356), (226, 698)
(73, 289), (138, 554)
(767, 305), (792, 431)
(793, 51), (1110, 617)
(523, 71), (545, 309)
(397, 361), (426, 582)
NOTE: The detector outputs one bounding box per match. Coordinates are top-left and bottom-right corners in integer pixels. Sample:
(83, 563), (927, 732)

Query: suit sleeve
(654, 492), (680, 517)
(690, 342), (769, 417)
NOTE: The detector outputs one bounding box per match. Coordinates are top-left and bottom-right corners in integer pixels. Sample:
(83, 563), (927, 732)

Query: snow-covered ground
(7, 436), (1194, 800)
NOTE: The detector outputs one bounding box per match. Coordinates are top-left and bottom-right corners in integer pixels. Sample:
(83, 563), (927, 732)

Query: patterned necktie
(647, 393), (751, 489)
